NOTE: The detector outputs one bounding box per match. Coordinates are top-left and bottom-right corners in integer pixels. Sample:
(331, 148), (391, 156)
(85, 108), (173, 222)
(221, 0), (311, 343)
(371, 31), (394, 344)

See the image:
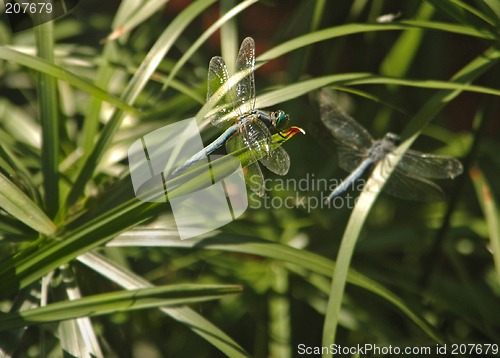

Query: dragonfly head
(270, 110), (290, 132)
(385, 132), (401, 145)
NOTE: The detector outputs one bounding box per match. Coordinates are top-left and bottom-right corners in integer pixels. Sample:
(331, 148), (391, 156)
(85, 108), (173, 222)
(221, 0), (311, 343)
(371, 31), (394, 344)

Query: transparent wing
(397, 150), (464, 179)
(260, 145), (290, 176)
(226, 123), (262, 168)
(237, 115), (290, 175)
(318, 88), (373, 152)
(235, 37), (256, 114)
(239, 117), (273, 162)
(226, 132), (265, 197)
(207, 56), (238, 126)
(244, 162), (265, 197)
(382, 168), (446, 202)
(337, 143), (367, 172)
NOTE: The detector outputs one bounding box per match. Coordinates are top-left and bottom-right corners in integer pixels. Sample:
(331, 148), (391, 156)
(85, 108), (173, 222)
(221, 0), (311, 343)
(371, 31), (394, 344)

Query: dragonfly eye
(272, 110), (289, 130)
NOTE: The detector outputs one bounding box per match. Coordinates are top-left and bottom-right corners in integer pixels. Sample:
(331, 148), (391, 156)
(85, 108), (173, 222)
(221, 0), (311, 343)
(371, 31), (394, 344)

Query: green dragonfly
(174, 37), (303, 196)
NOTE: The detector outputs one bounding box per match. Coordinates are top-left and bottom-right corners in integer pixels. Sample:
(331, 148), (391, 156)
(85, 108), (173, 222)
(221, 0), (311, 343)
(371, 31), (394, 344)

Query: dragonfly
(173, 37), (303, 196)
(319, 89), (463, 203)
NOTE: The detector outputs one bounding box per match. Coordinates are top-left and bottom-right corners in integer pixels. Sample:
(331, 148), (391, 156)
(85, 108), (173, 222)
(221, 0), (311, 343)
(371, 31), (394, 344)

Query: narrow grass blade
(219, 0), (240, 75)
(401, 46), (500, 140)
(80, 0), (169, 159)
(380, 2), (435, 77)
(103, 0), (169, 42)
(254, 73), (500, 111)
(78, 252), (250, 357)
(0, 171), (55, 236)
(0, 126), (301, 295)
(321, 46), (500, 356)
(268, 263), (291, 358)
(34, 20), (59, 218)
(257, 22), (494, 64)
(0, 141), (40, 204)
(321, 161), (387, 356)
(426, 0), (497, 27)
(109, 232), (444, 343)
(470, 167), (500, 286)
(481, 0), (500, 23)
(0, 47), (139, 116)
(0, 284), (241, 332)
(161, 0), (257, 92)
(58, 266), (103, 358)
(65, 0), (218, 210)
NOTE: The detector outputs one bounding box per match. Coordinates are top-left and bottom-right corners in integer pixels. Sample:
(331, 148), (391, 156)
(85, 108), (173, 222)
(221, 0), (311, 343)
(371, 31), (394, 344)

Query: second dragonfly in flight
(319, 89), (463, 203)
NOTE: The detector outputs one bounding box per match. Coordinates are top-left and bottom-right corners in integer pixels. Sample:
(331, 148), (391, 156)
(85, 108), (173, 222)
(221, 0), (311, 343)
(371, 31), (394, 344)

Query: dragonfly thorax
(368, 133), (399, 161)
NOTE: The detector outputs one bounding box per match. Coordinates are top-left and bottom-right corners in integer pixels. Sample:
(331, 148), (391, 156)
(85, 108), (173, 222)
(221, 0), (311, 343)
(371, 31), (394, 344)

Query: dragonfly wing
(207, 56), (238, 126)
(260, 146), (290, 176)
(235, 37), (256, 114)
(383, 167), (446, 202)
(245, 162), (265, 197)
(240, 116), (273, 160)
(337, 143), (366, 172)
(319, 88), (374, 152)
(226, 132), (265, 196)
(397, 150), (463, 179)
(226, 124), (261, 165)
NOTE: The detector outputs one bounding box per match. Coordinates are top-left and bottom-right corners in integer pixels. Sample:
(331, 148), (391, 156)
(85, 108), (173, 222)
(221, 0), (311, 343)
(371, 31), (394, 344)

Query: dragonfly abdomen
(326, 158), (374, 203)
(171, 124), (239, 175)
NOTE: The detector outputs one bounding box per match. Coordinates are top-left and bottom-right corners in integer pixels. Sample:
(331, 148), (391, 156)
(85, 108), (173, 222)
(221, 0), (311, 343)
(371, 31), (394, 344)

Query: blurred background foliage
(0, 0), (499, 357)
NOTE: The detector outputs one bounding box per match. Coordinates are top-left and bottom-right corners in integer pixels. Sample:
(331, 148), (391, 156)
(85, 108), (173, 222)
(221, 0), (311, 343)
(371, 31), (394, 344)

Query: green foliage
(0, 0), (499, 356)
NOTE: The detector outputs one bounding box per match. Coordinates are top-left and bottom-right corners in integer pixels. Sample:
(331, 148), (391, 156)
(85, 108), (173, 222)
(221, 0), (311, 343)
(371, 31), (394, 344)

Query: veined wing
(226, 121), (265, 165)
(226, 130), (265, 197)
(397, 150), (463, 179)
(235, 37), (256, 115)
(383, 167), (446, 202)
(238, 116), (273, 163)
(239, 118), (290, 175)
(260, 145), (290, 176)
(245, 162), (265, 197)
(207, 56), (239, 127)
(337, 142), (368, 172)
(319, 89), (373, 152)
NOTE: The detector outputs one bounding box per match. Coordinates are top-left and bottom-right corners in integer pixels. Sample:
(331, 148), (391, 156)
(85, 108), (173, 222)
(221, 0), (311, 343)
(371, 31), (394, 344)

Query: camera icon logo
(128, 118), (248, 240)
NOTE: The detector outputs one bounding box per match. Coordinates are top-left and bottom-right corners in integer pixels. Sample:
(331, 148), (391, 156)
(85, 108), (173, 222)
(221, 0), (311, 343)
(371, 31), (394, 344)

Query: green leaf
(320, 45), (500, 357)
(78, 252), (250, 357)
(252, 73), (500, 112)
(257, 21), (494, 63)
(380, 3), (435, 77)
(35, 19), (59, 217)
(0, 284), (241, 332)
(161, 0), (258, 92)
(0, 47), (139, 116)
(321, 156), (388, 353)
(107, 0), (169, 41)
(108, 232), (444, 344)
(0, 172), (55, 236)
(470, 167), (500, 286)
(64, 0), (218, 211)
